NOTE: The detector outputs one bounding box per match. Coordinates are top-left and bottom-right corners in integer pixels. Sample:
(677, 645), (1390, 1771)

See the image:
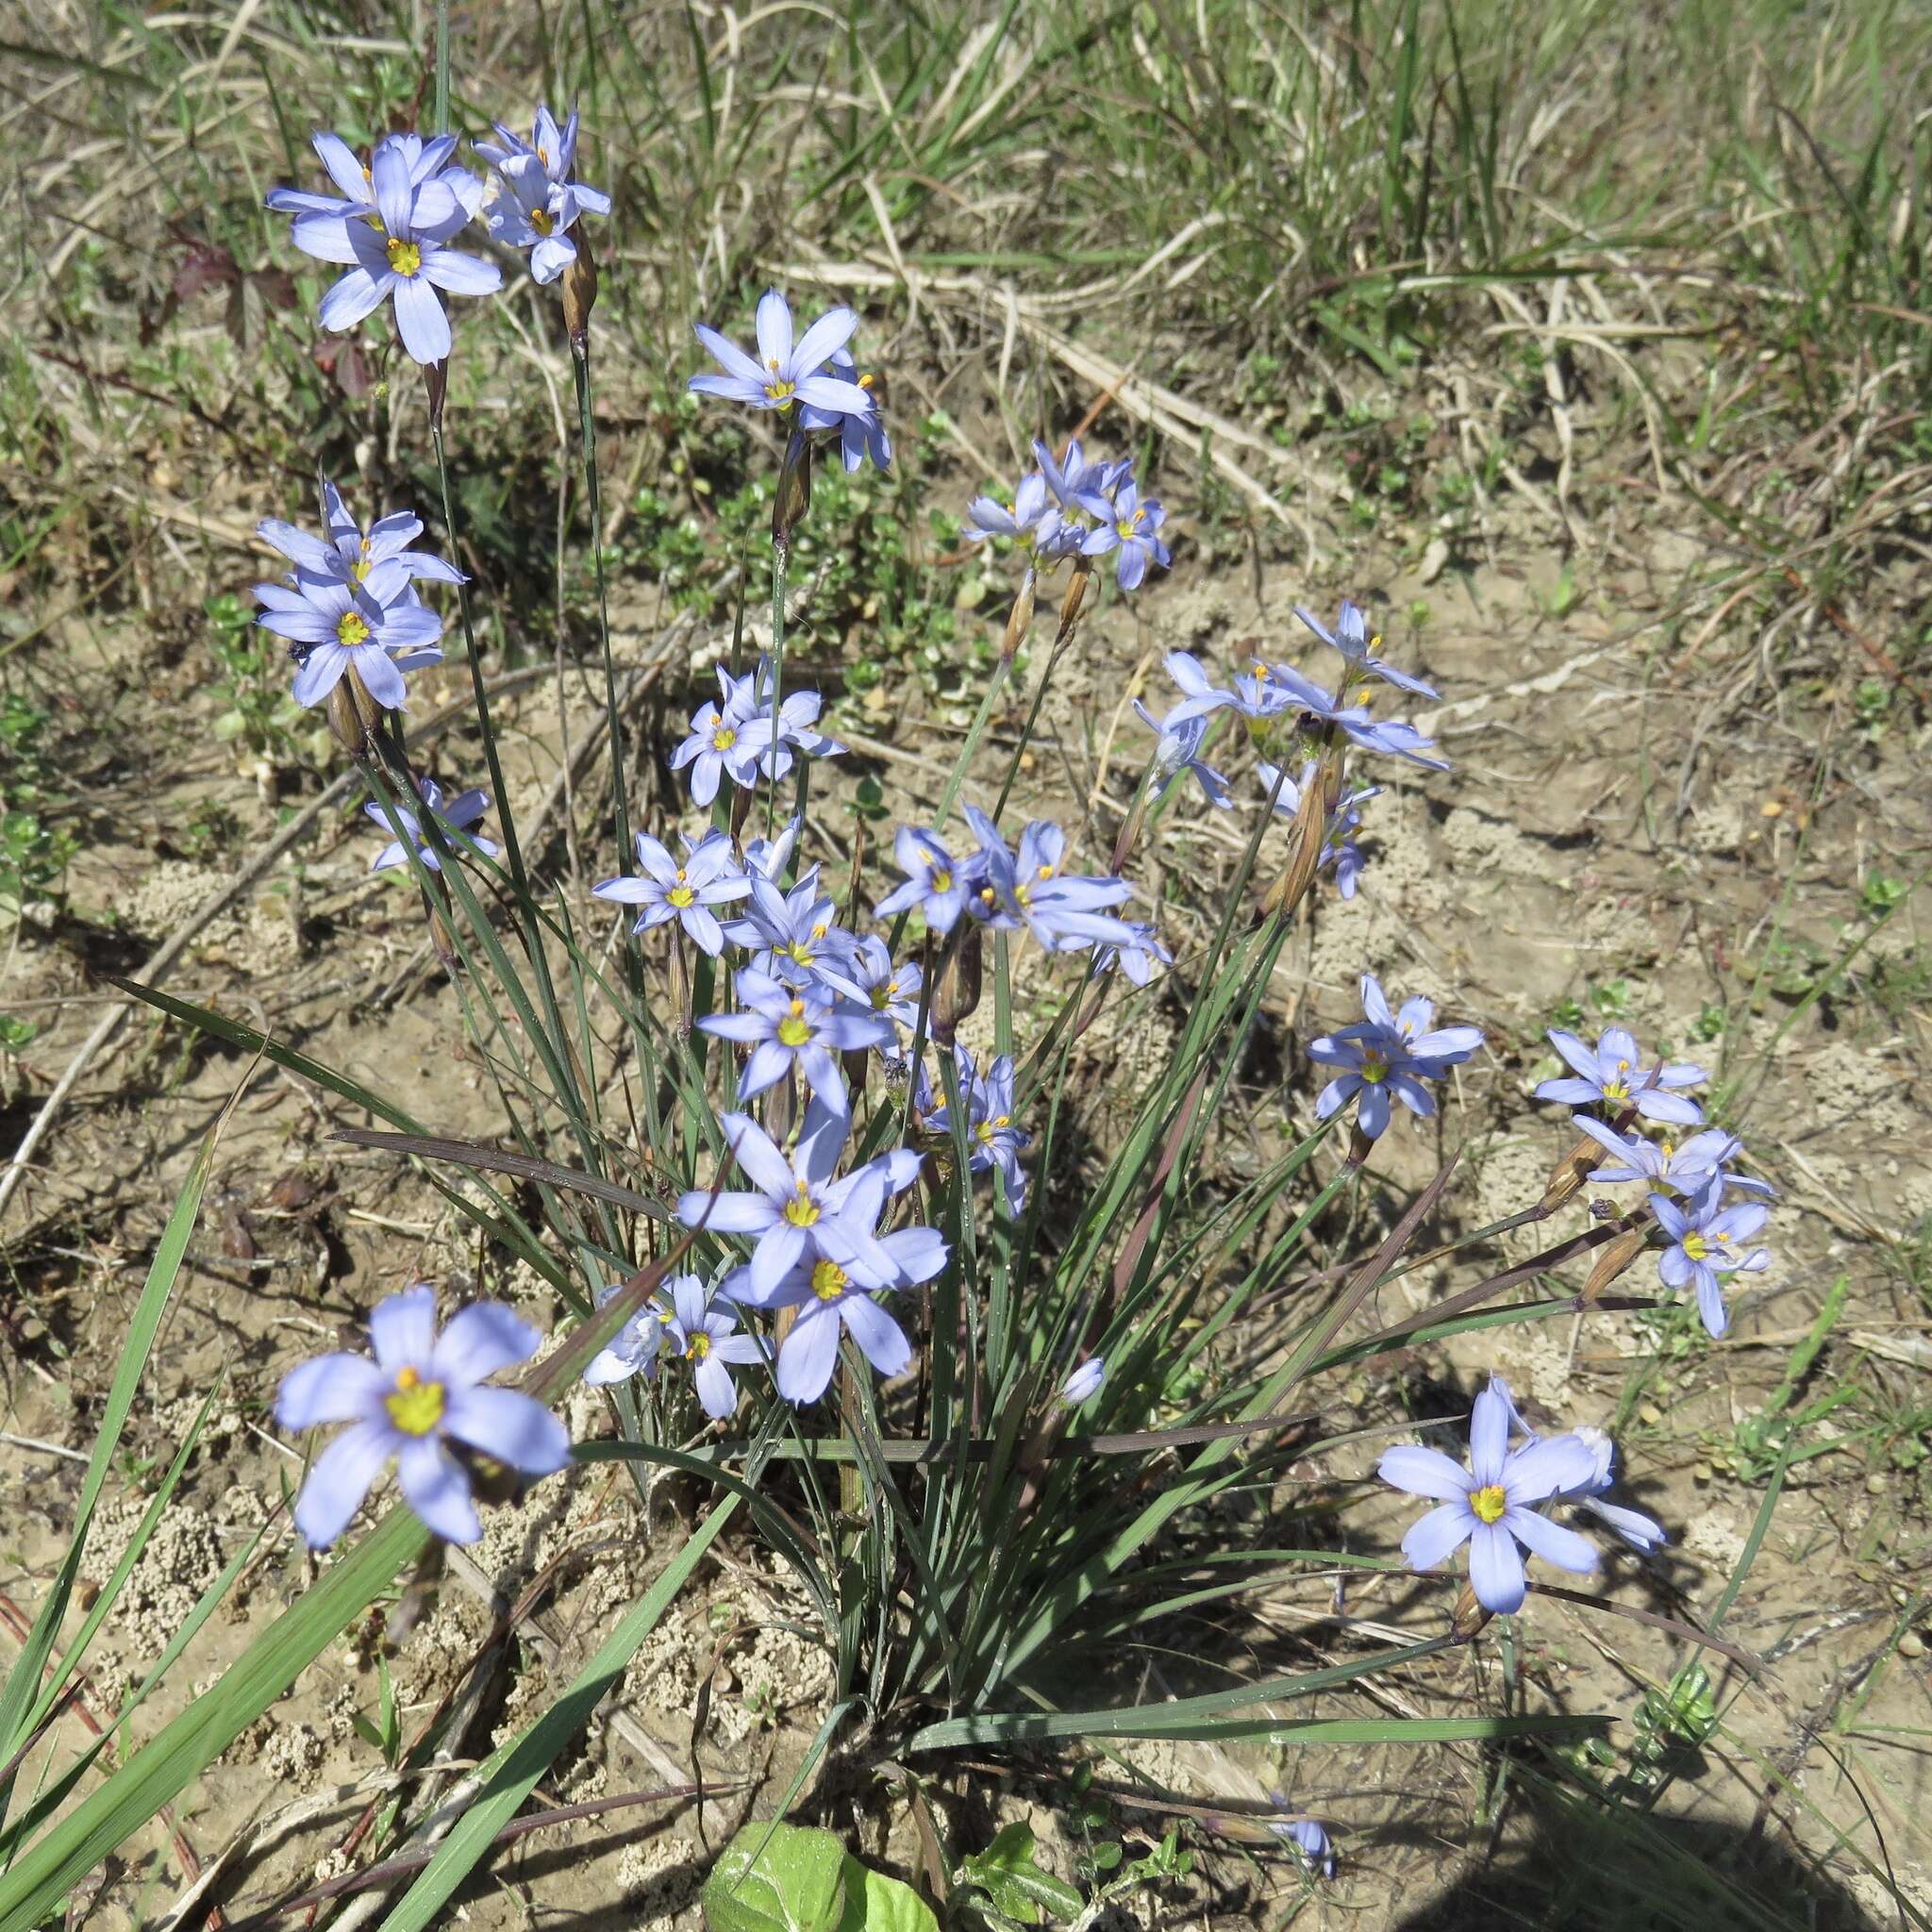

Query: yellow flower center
(763, 358), (796, 403)
(974, 1113), (1010, 1144)
(1471, 1484), (1507, 1525)
(810, 1258), (847, 1301)
(1682, 1232), (1710, 1262)
(1360, 1056), (1388, 1084)
(684, 1330), (710, 1361)
(784, 939), (816, 965)
(777, 1002), (812, 1048)
(711, 725), (737, 750)
(386, 236), (423, 277)
(336, 610), (371, 648)
(530, 206), (554, 236)
(667, 884), (695, 908)
(931, 866), (951, 891)
(1602, 1078), (1630, 1102)
(783, 1185), (820, 1227)
(385, 1364), (445, 1436)
(871, 983), (894, 1008)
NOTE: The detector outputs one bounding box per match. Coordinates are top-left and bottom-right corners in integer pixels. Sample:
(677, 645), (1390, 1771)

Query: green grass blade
(0, 1101), (223, 1830)
(0, 1509), (426, 1932)
(373, 1495), (740, 1932)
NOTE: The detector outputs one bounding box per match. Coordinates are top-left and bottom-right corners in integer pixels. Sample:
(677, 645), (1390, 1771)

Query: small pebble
(1692, 1464), (1713, 1485)
(1866, 1474), (1889, 1494)
(1898, 1631), (1925, 1660)
(1639, 1404), (1662, 1426)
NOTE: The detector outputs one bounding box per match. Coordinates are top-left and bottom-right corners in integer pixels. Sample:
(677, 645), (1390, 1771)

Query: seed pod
(931, 925), (983, 1045)
(1450, 1581), (1495, 1642)
(1343, 1121), (1376, 1170)
(561, 228), (597, 348)
(427, 903), (458, 970)
(1001, 567), (1037, 662)
(1538, 1131), (1603, 1213)
(1582, 1225), (1650, 1304)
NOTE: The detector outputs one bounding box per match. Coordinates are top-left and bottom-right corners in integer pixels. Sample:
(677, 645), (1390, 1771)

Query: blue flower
(1270, 1814), (1335, 1880)
(1060, 1357), (1106, 1406)
(1377, 1376), (1601, 1613)
(670, 678), (773, 805)
(725, 874), (859, 989)
(364, 778), (498, 873)
(1077, 477), (1171, 591)
(875, 826), (974, 934)
(255, 569), (443, 711)
(258, 477), (464, 601)
(926, 1044), (1030, 1211)
(1307, 974), (1483, 1140)
(1135, 700), (1231, 808)
(592, 827), (749, 956)
(1093, 920), (1173, 987)
(744, 813), (805, 885)
(1569, 1119), (1774, 1199)
(800, 346), (891, 471)
(1649, 1176), (1770, 1337)
(679, 1104), (908, 1306)
(476, 105), (610, 284)
(964, 471), (1058, 551)
(959, 808), (1137, 954)
(821, 933), (924, 1030)
(698, 966), (892, 1114)
(267, 130), (482, 263)
(581, 1278), (672, 1388)
(661, 1276), (764, 1419)
(275, 1284), (571, 1549)
(1257, 761), (1379, 899)
(1535, 1026), (1706, 1125)
(1563, 1425), (1667, 1553)
(303, 135), (502, 364)
(1293, 598), (1439, 699)
(690, 290), (874, 417)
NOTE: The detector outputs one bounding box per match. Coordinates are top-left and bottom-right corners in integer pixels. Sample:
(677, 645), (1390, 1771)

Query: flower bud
(427, 903), (458, 970)
(1582, 1226), (1650, 1304)
(1538, 1131), (1602, 1213)
(325, 661), (387, 757)
(1450, 1582), (1495, 1642)
(1343, 1121), (1375, 1169)
(773, 427), (813, 552)
(1001, 568), (1037, 662)
(423, 357), (448, 434)
(931, 926), (982, 1045)
(561, 229), (597, 348)
(1055, 559), (1091, 642)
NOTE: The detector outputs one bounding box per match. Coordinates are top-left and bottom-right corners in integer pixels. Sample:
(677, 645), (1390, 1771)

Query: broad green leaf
(703, 1819), (848, 1932)
(958, 1823), (1079, 1924)
(837, 1854), (939, 1932)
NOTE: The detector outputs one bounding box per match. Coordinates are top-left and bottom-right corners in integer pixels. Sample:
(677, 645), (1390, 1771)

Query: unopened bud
(1582, 1226), (1650, 1304)
(560, 228), (597, 347)
(325, 663), (386, 757)
(1110, 787), (1149, 875)
(1001, 568), (1037, 662)
(931, 926), (983, 1045)
(427, 903), (458, 969)
(773, 427), (813, 550)
(423, 358), (448, 434)
(1055, 560), (1091, 641)
(1450, 1582), (1494, 1642)
(1538, 1131), (1602, 1213)
(1343, 1121), (1375, 1169)
(1260, 780), (1328, 919)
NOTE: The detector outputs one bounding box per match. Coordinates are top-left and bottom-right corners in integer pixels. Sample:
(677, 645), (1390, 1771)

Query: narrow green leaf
(0, 1108), (222, 1831)
(0, 1508), (426, 1932)
(375, 1496), (739, 1932)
